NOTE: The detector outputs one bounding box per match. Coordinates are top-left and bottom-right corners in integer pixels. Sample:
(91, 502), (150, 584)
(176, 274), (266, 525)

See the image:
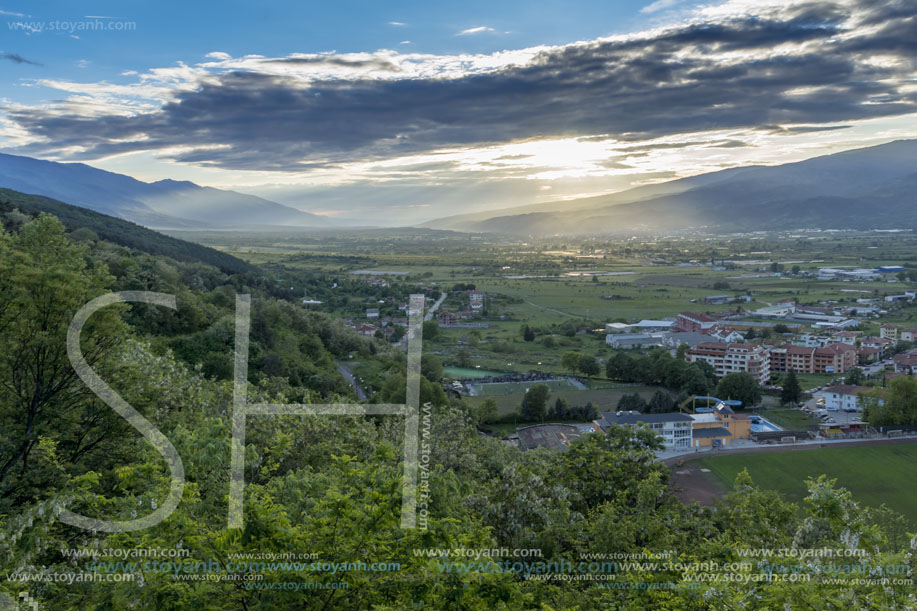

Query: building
(605, 322), (631, 334)
(880, 324), (899, 341)
(689, 403), (751, 447)
(822, 385), (872, 411)
(876, 266), (905, 274)
(769, 343), (858, 374)
(885, 292), (916, 303)
(630, 320), (676, 332)
(662, 331), (711, 349)
(366, 308), (380, 318)
(515, 424), (589, 450)
(468, 291), (485, 311)
(593, 411), (693, 450)
(675, 312), (717, 333)
(900, 329), (917, 342)
(606, 333), (665, 349)
(355, 323), (378, 337)
(893, 349), (917, 374)
(685, 342), (771, 384)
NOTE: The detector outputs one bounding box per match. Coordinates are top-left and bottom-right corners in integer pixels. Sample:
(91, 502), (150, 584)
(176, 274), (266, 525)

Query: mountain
(0, 188), (254, 274)
(420, 140), (917, 235)
(0, 153), (328, 230)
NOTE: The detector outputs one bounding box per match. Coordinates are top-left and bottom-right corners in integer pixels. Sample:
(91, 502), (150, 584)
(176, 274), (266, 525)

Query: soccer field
(698, 442), (917, 524)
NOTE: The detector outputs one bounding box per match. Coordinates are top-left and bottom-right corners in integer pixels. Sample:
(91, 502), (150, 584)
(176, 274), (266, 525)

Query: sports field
(697, 442), (917, 523)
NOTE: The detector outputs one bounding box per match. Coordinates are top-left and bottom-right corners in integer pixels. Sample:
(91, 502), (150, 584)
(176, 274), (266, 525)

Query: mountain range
(421, 140), (917, 235)
(0, 153), (328, 230)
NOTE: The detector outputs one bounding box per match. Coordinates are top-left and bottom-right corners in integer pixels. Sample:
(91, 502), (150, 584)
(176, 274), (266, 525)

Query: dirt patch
(668, 463), (727, 507)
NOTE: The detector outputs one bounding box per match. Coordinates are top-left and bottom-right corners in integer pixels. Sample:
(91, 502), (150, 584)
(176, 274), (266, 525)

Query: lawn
(758, 407), (819, 430)
(698, 442), (917, 524)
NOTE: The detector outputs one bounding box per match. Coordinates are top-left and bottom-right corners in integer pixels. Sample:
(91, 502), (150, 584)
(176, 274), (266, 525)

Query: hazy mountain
(0, 187), (254, 274)
(0, 153), (328, 230)
(421, 140), (917, 234)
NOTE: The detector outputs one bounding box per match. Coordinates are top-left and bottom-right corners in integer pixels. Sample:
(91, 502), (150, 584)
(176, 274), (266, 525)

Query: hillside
(421, 140), (917, 234)
(0, 153), (328, 230)
(0, 188), (254, 274)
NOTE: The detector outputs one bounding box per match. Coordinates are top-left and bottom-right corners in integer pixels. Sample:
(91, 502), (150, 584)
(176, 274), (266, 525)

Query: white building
(685, 342), (771, 384)
(593, 411), (694, 450)
(822, 385), (872, 412)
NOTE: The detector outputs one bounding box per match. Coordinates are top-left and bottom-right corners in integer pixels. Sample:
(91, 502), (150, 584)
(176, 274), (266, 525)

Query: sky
(1, 0), (916, 225)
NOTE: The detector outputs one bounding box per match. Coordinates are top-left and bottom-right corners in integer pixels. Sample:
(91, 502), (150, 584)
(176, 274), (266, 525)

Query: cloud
(388, 21), (406, 26)
(205, 51), (232, 60)
(641, 0), (682, 14)
(1, 52), (40, 65)
(5, 1), (917, 172)
(457, 26), (495, 36)
(399, 40), (411, 45)
(0, 8), (25, 17)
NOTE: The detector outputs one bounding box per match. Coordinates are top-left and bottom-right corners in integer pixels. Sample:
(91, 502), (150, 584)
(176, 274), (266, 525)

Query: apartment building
(685, 342), (771, 384)
(768, 342), (858, 374)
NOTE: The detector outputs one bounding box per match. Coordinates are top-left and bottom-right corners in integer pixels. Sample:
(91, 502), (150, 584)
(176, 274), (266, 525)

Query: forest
(0, 206), (913, 610)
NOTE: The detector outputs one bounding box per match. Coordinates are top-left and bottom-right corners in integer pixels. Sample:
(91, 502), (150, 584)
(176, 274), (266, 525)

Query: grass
(698, 442), (917, 524)
(758, 407), (819, 430)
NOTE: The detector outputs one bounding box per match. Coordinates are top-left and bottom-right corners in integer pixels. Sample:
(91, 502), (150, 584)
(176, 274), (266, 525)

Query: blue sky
(2, 0), (916, 225)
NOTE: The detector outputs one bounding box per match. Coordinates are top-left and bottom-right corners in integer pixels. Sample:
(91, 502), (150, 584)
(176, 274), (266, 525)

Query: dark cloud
(1, 53), (41, 66)
(261, 56), (402, 72)
(7, 1), (917, 170)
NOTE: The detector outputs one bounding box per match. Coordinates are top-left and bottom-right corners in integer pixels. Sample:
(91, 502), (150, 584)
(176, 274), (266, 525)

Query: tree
(844, 367), (865, 386)
(675, 343), (689, 361)
(421, 354), (443, 382)
(715, 372), (762, 408)
(616, 392), (647, 412)
(561, 351), (582, 375)
(780, 371), (802, 405)
(577, 354), (600, 377)
(774, 323), (790, 334)
(522, 325), (535, 342)
(605, 352), (631, 380)
(0, 215), (126, 506)
(477, 398), (499, 424)
(744, 328), (757, 340)
(422, 320), (439, 340)
(521, 384), (550, 422)
(863, 376), (917, 426)
(681, 365), (710, 396)
(647, 390), (674, 413)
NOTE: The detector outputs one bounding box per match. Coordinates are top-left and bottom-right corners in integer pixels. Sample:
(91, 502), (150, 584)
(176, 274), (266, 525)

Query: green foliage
(781, 371), (803, 405)
(715, 372), (762, 408)
(863, 375), (917, 427)
(520, 384), (550, 422)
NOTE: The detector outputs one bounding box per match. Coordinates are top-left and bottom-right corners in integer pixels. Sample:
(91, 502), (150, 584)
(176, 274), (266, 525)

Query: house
(689, 403), (751, 447)
(831, 331), (860, 345)
(861, 336), (895, 357)
(857, 345), (881, 364)
(703, 295), (731, 305)
(880, 324), (899, 341)
(468, 291), (485, 310)
(662, 331), (711, 349)
(355, 323), (378, 337)
(900, 329), (917, 342)
(675, 312), (717, 333)
(593, 411), (694, 450)
(708, 325), (744, 343)
(366, 308), (380, 318)
(893, 349), (917, 374)
(822, 385), (872, 411)
(685, 342), (771, 384)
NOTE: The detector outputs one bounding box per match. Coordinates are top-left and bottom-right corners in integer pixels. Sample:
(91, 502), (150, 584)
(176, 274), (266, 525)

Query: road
(335, 361), (367, 401)
(425, 293), (447, 321)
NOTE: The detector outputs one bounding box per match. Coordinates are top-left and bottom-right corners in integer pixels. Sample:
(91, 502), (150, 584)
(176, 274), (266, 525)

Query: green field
(698, 442), (917, 523)
(757, 407), (819, 430)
